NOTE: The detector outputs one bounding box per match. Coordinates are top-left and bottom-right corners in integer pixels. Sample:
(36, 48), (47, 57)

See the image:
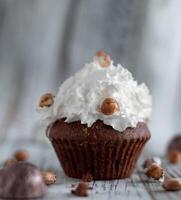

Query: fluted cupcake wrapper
(51, 136), (149, 180)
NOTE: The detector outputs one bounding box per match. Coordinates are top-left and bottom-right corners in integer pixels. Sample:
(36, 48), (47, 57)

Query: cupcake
(38, 51), (152, 180)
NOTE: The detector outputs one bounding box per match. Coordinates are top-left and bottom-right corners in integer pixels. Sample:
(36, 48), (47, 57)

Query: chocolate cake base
(49, 119), (150, 180)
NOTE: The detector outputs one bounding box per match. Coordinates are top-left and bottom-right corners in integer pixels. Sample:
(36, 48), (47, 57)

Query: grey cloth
(0, 0), (181, 155)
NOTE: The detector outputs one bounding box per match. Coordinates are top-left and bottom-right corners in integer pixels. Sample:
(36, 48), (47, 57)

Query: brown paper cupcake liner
(51, 136), (149, 180)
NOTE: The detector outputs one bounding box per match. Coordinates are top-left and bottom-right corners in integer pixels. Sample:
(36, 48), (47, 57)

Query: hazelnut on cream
(101, 98), (119, 115)
(94, 50), (111, 67)
(39, 93), (54, 108)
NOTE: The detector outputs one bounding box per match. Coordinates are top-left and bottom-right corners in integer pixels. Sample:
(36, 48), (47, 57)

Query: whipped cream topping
(38, 59), (152, 132)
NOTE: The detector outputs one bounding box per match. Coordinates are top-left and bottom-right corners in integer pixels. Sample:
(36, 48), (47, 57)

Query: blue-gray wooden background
(0, 0), (181, 155)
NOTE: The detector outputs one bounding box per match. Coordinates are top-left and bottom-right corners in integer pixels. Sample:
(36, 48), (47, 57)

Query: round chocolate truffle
(0, 162), (47, 199)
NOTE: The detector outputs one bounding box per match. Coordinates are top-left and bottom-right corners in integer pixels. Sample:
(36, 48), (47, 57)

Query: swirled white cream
(38, 60), (152, 132)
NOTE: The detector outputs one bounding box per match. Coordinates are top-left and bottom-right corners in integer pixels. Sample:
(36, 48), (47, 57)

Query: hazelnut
(71, 182), (88, 197)
(4, 158), (18, 167)
(41, 171), (57, 185)
(163, 178), (181, 191)
(14, 150), (29, 161)
(142, 157), (161, 169)
(167, 150), (181, 164)
(39, 93), (54, 108)
(94, 50), (111, 67)
(100, 97), (119, 115)
(145, 163), (164, 180)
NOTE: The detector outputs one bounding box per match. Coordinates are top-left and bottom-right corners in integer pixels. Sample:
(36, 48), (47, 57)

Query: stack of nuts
(94, 50), (111, 68)
(142, 156), (181, 191)
(142, 157), (164, 182)
(3, 150), (57, 186)
(142, 135), (181, 191)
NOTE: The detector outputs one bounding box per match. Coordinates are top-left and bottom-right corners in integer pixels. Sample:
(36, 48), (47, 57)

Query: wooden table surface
(0, 140), (181, 200)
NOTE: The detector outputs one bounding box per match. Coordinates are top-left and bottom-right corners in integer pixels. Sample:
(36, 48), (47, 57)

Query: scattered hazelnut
(14, 150), (29, 161)
(167, 150), (181, 164)
(163, 178), (181, 191)
(71, 182), (88, 197)
(81, 173), (93, 182)
(39, 93), (54, 108)
(100, 97), (119, 115)
(94, 50), (111, 67)
(145, 163), (164, 181)
(3, 158), (18, 167)
(142, 157), (161, 169)
(41, 171), (56, 185)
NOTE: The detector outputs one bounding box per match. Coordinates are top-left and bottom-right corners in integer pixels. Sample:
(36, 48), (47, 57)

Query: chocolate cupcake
(38, 51), (152, 180)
